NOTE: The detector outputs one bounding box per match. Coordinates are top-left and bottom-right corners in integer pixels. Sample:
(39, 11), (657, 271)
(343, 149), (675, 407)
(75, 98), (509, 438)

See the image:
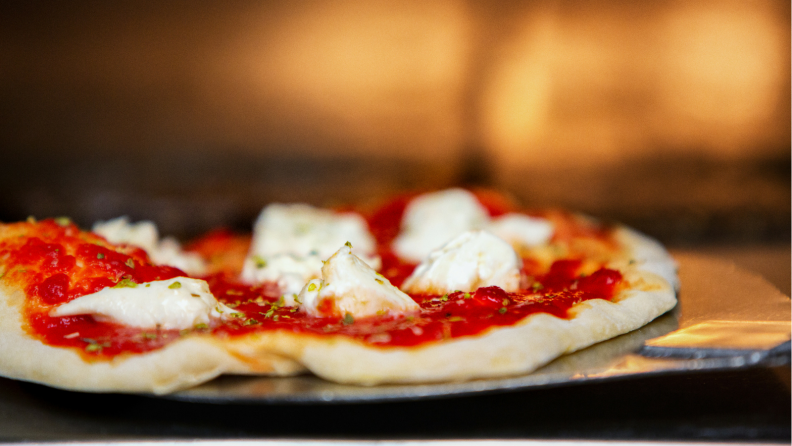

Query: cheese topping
(393, 188), (490, 263)
(247, 254), (325, 300)
(241, 204), (380, 296)
(487, 213), (554, 248)
(298, 244), (418, 318)
(92, 217), (206, 276)
(50, 277), (234, 330)
(392, 189), (555, 263)
(401, 230), (523, 295)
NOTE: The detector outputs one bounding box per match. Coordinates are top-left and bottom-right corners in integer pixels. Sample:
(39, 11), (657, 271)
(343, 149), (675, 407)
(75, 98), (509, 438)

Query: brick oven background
(0, 0), (788, 291)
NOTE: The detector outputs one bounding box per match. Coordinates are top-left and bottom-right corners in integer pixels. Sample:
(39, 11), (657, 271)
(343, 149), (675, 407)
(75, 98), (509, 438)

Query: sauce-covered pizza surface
(0, 188), (677, 392)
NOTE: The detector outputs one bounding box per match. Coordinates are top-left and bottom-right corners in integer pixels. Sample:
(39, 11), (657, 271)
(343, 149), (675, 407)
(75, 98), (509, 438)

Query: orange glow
(655, 1), (786, 157)
(219, 0), (472, 162)
(481, 1), (789, 171)
(0, 1), (786, 175)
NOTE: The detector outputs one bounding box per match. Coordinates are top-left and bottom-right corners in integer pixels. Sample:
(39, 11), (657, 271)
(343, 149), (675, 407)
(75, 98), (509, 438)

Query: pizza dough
(0, 201), (677, 393)
(0, 281), (306, 394)
(216, 226), (677, 385)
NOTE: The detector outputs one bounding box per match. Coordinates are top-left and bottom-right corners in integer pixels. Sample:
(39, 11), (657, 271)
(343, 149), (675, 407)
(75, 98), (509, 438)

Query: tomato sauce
(2, 219), (184, 358)
(205, 262), (621, 347)
(7, 193), (623, 359)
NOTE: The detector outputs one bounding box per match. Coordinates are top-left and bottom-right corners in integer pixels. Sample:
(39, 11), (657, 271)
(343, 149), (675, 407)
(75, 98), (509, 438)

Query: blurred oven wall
(0, 0), (788, 248)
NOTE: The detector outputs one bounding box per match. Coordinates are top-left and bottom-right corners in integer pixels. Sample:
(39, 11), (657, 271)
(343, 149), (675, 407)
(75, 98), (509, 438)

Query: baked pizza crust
(224, 225), (678, 385)
(0, 283), (304, 394)
(0, 223), (676, 392)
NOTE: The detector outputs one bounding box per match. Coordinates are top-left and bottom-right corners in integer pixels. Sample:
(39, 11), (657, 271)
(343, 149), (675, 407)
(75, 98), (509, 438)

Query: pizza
(0, 188), (677, 393)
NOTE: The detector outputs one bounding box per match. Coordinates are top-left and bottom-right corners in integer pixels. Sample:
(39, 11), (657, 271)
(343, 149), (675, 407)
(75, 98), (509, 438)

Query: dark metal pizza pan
(162, 253), (791, 404)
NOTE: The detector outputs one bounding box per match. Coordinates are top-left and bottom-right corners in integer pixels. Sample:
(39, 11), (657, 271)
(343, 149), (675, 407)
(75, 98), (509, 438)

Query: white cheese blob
(401, 230), (522, 295)
(487, 213), (554, 248)
(92, 217), (206, 276)
(241, 204), (380, 297)
(298, 244), (418, 318)
(50, 277), (234, 330)
(393, 188), (490, 263)
(392, 188), (556, 263)
(247, 254), (325, 298)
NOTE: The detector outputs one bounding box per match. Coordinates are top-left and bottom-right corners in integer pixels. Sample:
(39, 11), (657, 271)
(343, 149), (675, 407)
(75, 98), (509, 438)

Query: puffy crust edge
(0, 223), (678, 391)
(227, 224), (678, 385)
(0, 284), (304, 394)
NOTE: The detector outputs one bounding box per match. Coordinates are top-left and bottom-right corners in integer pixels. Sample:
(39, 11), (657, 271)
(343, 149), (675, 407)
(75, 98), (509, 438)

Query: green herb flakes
(498, 307), (507, 314)
(253, 255), (267, 268)
(440, 294), (449, 302)
(307, 283), (317, 292)
(114, 277), (137, 288)
(342, 313), (354, 325)
(463, 293), (471, 299)
(531, 282), (544, 292)
(54, 216), (71, 226)
(96, 253), (105, 259)
(168, 281), (182, 289)
(194, 323), (209, 330)
(82, 338), (109, 353)
(344, 241), (352, 248)
(243, 319), (260, 326)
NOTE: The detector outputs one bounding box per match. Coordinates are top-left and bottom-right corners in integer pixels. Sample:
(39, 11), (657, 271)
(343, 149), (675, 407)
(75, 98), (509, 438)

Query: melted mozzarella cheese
(487, 213), (554, 248)
(244, 253), (325, 297)
(392, 188), (556, 263)
(241, 204), (380, 298)
(401, 230), (522, 295)
(298, 244), (418, 318)
(393, 188), (490, 263)
(50, 277), (234, 330)
(92, 217), (206, 276)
